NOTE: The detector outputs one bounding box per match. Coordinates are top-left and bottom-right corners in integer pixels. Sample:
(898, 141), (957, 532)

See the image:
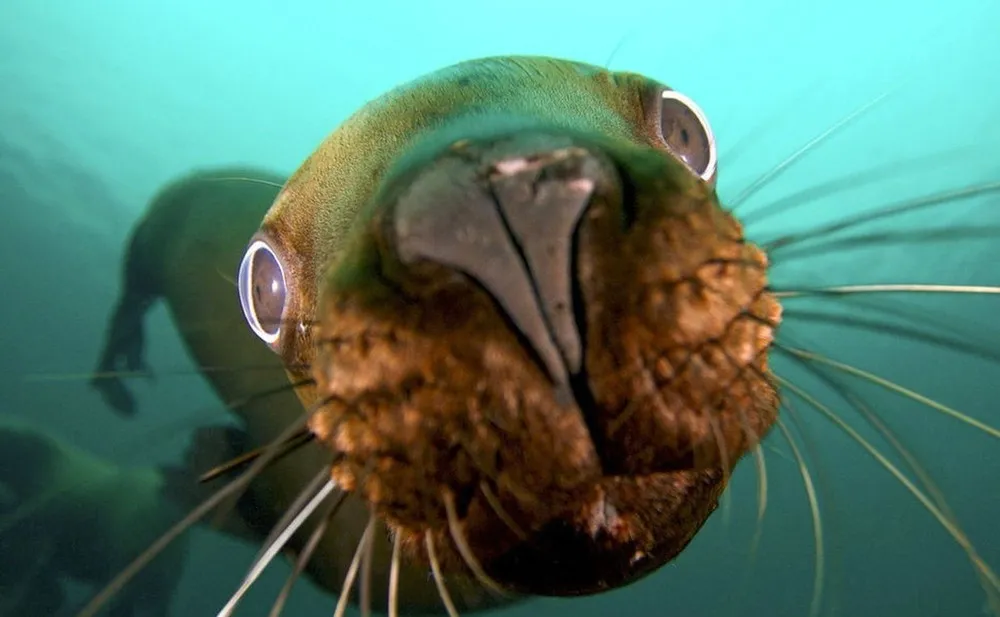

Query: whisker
(738, 145), (986, 227)
(442, 491), (509, 598)
(779, 345), (1000, 439)
(76, 398), (330, 617)
(333, 515), (376, 617)
(217, 470), (337, 617)
(479, 481), (528, 541)
(724, 414), (769, 617)
(210, 399), (327, 530)
(773, 284), (1000, 298)
(767, 226), (1000, 263)
(388, 532), (402, 617)
(763, 182), (1000, 252)
(217, 265), (238, 288)
(775, 414), (825, 617)
(222, 377), (316, 415)
(24, 363), (298, 384)
(782, 351), (1000, 615)
(778, 308), (1000, 367)
(708, 413), (734, 529)
(268, 490), (347, 617)
(359, 514), (375, 617)
(775, 374), (1000, 596)
(205, 176), (285, 190)
(728, 90), (893, 211)
(76, 465), (267, 617)
(744, 419), (769, 562)
(602, 28), (634, 69)
(426, 531), (461, 617)
(719, 86), (820, 171)
(199, 429), (316, 484)
(783, 289), (1000, 357)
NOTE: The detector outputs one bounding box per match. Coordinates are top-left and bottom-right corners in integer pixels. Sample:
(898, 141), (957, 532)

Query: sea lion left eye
(237, 239), (287, 345)
(657, 89), (718, 183)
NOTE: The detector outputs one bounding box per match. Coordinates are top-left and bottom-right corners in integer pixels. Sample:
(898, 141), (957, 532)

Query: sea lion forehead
(259, 56), (661, 271)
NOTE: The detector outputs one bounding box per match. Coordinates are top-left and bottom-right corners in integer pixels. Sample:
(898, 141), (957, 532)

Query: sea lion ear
(237, 234), (291, 350)
(652, 88), (718, 184)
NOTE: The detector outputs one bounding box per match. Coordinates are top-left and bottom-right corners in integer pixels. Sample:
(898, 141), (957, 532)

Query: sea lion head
(236, 56), (781, 596)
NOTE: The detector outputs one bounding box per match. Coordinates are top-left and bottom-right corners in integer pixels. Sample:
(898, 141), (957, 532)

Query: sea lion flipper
(91, 291), (155, 416)
(92, 207), (165, 416)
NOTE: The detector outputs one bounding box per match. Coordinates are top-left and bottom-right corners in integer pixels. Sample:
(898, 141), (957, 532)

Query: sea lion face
(236, 57), (781, 596)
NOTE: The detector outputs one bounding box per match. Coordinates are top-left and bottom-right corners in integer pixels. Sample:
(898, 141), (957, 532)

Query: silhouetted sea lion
(0, 417), (211, 617)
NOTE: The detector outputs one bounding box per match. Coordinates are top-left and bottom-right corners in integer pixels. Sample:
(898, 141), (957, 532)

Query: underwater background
(1, 0), (998, 616)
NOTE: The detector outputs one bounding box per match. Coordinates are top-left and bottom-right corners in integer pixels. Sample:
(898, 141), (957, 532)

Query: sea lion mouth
(307, 126), (781, 594)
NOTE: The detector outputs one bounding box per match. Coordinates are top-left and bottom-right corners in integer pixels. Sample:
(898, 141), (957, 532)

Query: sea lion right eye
(237, 239), (288, 346)
(656, 89), (718, 184)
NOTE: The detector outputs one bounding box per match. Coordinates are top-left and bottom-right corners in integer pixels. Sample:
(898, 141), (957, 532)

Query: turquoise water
(0, 0), (998, 615)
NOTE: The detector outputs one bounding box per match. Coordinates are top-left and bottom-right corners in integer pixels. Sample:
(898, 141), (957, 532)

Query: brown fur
(258, 56), (781, 595)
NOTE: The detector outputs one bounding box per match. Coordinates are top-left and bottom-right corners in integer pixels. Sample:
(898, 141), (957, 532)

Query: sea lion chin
(236, 56), (781, 596)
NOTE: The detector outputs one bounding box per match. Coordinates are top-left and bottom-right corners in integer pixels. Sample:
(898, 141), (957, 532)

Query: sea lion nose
(391, 134), (620, 389)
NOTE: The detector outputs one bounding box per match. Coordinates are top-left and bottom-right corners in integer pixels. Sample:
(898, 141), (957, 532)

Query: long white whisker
(795, 359), (1000, 616)
(707, 412), (733, 530)
(729, 90), (892, 211)
(210, 407), (316, 530)
(388, 532), (402, 617)
(776, 375), (1000, 595)
(781, 345), (1000, 439)
(773, 284), (1000, 298)
(269, 490), (346, 617)
(426, 532), (460, 617)
(359, 514), (374, 617)
(443, 491), (508, 598)
(764, 182), (1000, 252)
(206, 176), (285, 190)
(76, 404), (322, 617)
(217, 471), (336, 617)
(775, 414), (824, 617)
(739, 145), (985, 227)
(747, 439), (768, 559)
(76, 472), (246, 617)
(333, 515), (376, 617)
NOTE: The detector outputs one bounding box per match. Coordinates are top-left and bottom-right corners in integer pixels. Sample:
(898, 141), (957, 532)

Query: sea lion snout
(306, 124), (780, 594)
(390, 133), (621, 392)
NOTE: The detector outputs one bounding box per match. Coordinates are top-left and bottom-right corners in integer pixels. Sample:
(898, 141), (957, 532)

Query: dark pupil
(661, 100), (709, 175)
(252, 249), (285, 335)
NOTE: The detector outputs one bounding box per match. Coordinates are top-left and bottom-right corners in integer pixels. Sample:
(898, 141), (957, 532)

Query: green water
(0, 1), (997, 615)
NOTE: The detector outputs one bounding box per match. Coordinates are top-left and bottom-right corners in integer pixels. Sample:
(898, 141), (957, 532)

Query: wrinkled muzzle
(308, 128), (781, 595)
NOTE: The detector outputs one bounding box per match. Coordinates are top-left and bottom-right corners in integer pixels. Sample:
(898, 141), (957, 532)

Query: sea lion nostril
(391, 137), (617, 389)
(488, 147), (611, 376)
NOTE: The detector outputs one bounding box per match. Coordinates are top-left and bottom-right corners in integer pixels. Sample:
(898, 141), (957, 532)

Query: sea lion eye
(237, 239), (287, 345)
(657, 89), (717, 183)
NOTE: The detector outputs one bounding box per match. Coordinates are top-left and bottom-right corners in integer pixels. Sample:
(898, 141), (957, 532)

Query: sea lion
(0, 417), (207, 617)
(92, 166), (503, 614)
(235, 55), (777, 597)
(88, 56), (999, 616)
